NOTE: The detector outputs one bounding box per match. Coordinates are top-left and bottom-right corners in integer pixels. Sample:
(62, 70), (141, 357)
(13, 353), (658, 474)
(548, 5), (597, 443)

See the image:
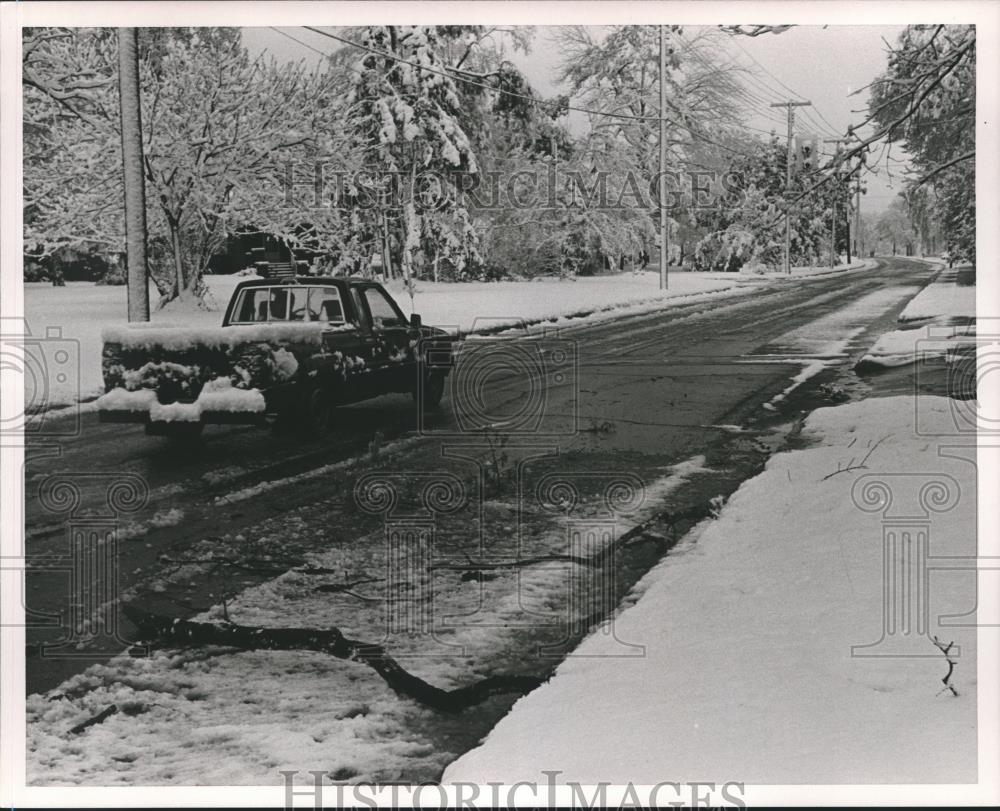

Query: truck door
(309, 285), (370, 401)
(356, 284), (414, 393)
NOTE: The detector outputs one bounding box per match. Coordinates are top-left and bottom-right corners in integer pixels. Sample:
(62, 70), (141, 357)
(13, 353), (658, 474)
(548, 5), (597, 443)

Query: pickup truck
(97, 275), (455, 438)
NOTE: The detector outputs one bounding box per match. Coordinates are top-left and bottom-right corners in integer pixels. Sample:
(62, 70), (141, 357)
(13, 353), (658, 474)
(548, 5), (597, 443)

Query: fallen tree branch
(122, 604), (543, 713)
(69, 704), (117, 734)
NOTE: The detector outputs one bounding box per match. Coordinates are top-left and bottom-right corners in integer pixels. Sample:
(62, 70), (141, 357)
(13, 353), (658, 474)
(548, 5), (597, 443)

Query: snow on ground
(25, 272), (748, 410)
(766, 286), (922, 359)
(860, 323), (977, 368)
(693, 257), (877, 282)
(26, 455), (715, 785)
(383, 270), (746, 334)
(859, 266), (976, 369)
(899, 273), (976, 322)
(744, 284), (921, 409)
(444, 396), (978, 785)
(744, 257), (877, 279)
(22, 277), (243, 408)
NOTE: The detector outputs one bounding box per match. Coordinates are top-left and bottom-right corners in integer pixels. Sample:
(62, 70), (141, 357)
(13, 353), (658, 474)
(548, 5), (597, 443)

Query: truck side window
(308, 287), (345, 323)
(363, 287), (405, 329)
(269, 288), (289, 321)
(289, 287), (308, 321)
(233, 287), (270, 323)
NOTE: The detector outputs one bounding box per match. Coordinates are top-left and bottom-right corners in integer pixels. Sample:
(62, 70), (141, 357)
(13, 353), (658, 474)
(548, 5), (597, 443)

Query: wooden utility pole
(771, 100), (811, 275)
(855, 177), (862, 259)
(823, 137), (852, 267)
(658, 24), (668, 290)
(117, 28), (150, 321)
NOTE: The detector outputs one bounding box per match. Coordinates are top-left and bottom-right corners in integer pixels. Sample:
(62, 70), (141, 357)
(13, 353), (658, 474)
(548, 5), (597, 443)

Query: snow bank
(899, 270), (976, 322)
(444, 396), (978, 785)
(739, 257), (878, 279)
(859, 323), (976, 368)
(859, 269), (976, 369)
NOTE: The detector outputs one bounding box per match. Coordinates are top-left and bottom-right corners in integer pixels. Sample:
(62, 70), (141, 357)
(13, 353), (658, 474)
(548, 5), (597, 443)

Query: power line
(675, 34), (822, 144)
(723, 31), (844, 139)
(675, 35), (795, 130)
(285, 24), (852, 182)
(270, 26), (362, 72)
(300, 26), (656, 123)
(295, 26), (774, 163)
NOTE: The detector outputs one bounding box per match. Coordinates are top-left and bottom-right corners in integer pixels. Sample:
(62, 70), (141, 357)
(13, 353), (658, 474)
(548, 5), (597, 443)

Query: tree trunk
(169, 219), (185, 296)
(117, 28), (150, 322)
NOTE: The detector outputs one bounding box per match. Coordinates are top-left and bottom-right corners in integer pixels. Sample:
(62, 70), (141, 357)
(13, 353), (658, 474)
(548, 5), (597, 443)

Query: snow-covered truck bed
(97, 275), (455, 437)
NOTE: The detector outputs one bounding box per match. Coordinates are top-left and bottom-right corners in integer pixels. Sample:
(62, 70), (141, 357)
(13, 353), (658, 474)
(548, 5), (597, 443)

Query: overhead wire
(721, 30), (844, 139)
(284, 25), (883, 203)
(295, 25), (776, 162)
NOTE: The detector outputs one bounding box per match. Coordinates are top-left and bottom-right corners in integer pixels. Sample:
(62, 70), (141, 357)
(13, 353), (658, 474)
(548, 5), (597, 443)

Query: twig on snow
(932, 635), (959, 697)
(821, 434), (892, 480)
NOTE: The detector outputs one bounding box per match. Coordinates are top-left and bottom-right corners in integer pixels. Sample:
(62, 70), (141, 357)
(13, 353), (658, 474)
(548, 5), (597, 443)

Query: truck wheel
(296, 385), (333, 437)
(415, 370), (445, 411)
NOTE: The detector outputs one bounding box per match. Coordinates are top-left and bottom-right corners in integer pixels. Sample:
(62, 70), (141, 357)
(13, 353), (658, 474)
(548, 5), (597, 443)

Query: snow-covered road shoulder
(443, 396), (977, 785)
(858, 266), (976, 369)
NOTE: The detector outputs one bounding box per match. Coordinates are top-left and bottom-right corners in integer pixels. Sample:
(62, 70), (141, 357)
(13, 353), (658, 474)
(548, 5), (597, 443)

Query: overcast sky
(243, 24), (910, 214)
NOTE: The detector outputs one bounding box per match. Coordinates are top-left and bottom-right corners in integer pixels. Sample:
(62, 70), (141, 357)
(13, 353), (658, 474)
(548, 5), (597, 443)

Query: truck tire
(295, 384), (333, 437)
(414, 369), (445, 411)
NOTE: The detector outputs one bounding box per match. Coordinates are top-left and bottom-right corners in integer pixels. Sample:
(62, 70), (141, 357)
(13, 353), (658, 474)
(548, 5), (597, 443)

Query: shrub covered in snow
(694, 227), (760, 273)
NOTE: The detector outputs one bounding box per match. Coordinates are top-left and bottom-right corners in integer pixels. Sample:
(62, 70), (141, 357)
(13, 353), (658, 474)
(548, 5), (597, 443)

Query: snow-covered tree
(553, 25), (749, 267)
(691, 134), (853, 271)
(866, 25), (975, 263)
(876, 197), (918, 256)
(341, 26), (488, 280)
(23, 28), (342, 302)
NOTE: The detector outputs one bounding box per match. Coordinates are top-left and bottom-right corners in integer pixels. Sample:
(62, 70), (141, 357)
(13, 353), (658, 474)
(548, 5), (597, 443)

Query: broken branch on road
(122, 604), (544, 713)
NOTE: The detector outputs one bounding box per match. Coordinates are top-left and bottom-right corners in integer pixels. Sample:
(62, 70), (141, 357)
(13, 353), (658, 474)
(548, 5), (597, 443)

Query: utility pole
(771, 100), (811, 275)
(845, 126), (865, 261)
(658, 24), (668, 290)
(117, 28), (150, 321)
(824, 137), (852, 267)
(854, 177), (862, 259)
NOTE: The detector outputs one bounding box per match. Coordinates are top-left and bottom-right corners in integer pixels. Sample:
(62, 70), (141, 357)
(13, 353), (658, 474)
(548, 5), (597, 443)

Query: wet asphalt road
(23, 256), (938, 695)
